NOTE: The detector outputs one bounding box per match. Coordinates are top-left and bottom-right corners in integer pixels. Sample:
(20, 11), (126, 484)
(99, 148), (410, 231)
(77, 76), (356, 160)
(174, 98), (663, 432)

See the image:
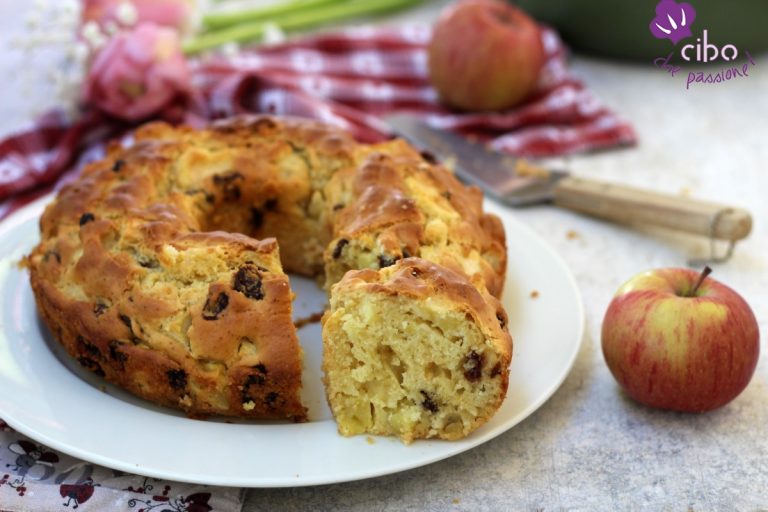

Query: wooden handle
(553, 176), (752, 241)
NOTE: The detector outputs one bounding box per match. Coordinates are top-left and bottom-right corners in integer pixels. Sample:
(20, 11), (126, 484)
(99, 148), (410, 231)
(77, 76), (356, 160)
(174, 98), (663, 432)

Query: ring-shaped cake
(26, 116), (512, 443)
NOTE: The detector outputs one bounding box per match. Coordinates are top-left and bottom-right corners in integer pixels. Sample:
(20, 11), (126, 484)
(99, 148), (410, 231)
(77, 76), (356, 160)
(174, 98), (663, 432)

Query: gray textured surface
(1, 1), (766, 510)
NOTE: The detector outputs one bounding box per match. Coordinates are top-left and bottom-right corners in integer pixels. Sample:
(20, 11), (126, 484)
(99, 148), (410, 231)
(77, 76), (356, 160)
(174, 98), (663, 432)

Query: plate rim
(0, 194), (584, 488)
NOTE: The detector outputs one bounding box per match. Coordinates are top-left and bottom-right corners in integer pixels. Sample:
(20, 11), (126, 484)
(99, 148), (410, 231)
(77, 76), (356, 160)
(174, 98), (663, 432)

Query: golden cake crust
(339, 258), (512, 356)
(26, 115), (508, 426)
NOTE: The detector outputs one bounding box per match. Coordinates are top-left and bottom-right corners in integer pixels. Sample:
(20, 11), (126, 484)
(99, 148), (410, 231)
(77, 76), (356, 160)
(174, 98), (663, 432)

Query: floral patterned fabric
(0, 420), (243, 512)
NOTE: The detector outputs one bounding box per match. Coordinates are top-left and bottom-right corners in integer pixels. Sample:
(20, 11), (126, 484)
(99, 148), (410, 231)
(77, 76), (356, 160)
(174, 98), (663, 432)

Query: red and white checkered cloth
(0, 24), (636, 220)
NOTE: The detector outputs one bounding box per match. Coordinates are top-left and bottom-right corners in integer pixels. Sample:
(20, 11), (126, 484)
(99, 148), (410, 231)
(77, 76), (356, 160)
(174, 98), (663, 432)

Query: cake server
(385, 114), (752, 242)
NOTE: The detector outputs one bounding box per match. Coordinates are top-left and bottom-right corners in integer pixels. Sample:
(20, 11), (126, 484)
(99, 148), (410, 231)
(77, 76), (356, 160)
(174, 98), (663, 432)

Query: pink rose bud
(83, 23), (191, 121)
(82, 0), (193, 32)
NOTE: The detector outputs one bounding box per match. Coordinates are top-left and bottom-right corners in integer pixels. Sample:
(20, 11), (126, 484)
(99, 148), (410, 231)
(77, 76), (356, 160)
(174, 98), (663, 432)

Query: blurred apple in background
(427, 0), (545, 112)
(601, 267), (760, 413)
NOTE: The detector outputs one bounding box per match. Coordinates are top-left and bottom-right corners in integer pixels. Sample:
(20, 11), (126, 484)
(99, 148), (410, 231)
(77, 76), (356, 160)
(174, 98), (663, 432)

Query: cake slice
(322, 258), (512, 443)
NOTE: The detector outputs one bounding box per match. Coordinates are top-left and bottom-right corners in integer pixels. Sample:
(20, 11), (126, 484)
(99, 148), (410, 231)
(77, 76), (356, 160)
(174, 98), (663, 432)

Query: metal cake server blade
(386, 114), (568, 207)
(385, 113), (752, 243)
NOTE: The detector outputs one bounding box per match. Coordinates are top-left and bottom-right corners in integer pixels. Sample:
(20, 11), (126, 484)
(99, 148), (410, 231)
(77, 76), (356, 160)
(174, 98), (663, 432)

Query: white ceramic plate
(0, 195), (583, 488)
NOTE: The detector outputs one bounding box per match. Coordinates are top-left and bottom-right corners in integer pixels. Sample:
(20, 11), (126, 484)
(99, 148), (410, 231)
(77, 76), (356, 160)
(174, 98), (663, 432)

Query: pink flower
(82, 0), (193, 33)
(83, 23), (191, 121)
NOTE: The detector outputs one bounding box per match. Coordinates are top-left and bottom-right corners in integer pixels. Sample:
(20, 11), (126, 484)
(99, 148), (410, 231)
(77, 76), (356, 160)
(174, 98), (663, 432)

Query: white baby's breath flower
(115, 1), (139, 27)
(82, 21), (107, 48)
(71, 42), (90, 64)
(13, 0), (87, 115)
(81, 20), (100, 37)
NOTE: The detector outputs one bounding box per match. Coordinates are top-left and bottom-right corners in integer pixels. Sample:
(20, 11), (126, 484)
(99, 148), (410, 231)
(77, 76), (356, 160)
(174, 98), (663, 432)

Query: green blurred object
(186, 0), (423, 54)
(513, 0), (768, 61)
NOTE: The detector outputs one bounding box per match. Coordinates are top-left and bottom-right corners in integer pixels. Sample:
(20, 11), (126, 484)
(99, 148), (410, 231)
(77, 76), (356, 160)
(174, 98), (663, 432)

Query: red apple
(601, 267), (759, 412)
(427, 0), (545, 112)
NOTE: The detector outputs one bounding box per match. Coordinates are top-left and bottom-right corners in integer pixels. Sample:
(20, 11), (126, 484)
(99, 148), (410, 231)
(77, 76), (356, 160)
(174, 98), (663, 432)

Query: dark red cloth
(0, 24), (636, 220)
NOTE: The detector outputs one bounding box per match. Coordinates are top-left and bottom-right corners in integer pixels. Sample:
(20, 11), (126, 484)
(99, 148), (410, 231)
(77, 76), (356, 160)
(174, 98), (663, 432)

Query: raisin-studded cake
(26, 115), (512, 441)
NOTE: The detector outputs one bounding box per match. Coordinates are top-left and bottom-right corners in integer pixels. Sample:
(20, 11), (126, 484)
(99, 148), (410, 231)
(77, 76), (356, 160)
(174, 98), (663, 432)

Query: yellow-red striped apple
(601, 267), (759, 412)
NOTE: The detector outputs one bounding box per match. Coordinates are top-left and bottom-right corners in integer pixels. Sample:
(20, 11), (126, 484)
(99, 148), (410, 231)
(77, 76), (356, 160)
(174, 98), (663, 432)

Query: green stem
(184, 0), (423, 55)
(184, 24), (266, 54)
(203, 0), (344, 31)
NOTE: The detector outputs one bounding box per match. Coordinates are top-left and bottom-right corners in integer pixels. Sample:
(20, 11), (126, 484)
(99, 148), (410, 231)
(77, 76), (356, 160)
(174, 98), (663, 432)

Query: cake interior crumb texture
(324, 284), (508, 443)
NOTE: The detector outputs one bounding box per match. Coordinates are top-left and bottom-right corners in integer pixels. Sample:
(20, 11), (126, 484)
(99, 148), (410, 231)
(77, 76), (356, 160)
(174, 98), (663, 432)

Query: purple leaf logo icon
(649, 0), (696, 44)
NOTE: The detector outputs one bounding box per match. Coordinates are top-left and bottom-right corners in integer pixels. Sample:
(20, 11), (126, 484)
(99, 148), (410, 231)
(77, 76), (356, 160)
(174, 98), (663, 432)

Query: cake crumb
(530, 290), (540, 299)
(679, 187), (692, 197)
(366, 436), (375, 445)
(515, 159), (550, 179)
(294, 310), (325, 329)
(452, 498), (461, 504)
(566, 230), (579, 240)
